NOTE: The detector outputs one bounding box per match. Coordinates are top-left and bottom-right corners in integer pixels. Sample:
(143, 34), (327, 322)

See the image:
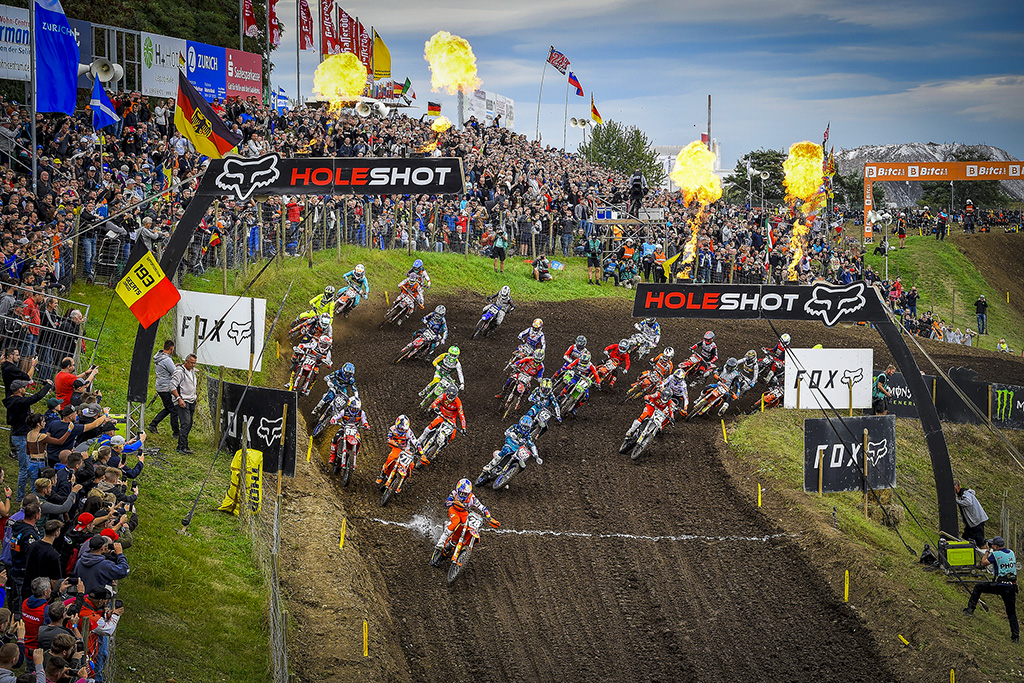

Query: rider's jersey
(405, 269), (432, 289)
(398, 277), (423, 299)
(334, 407), (369, 428)
(643, 391), (676, 414)
(487, 290), (514, 311)
(306, 293), (334, 316)
(562, 343), (586, 364)
(387, 426), (420, 452)
(768, 342), (786, 363)
(325, 371), (357, 396)
(564, 357), (601, 384)
(297, 340), (331, 362)
(503, 425), (539, 459)
(518, 327), (546, 352)
(431, 352), (465, 388)
(526, 388), (562, 421)
(342, 270), (370, 296)
(650, 352), (674, 378)
(446, 489), (488, 516)
(512, 357), (544, 378)
(430, 395), (466, 429)
(604, 343), (631, 373)
(635, 320), (661, 342)
(691, 341), (719, 364)
(421, 313), (449, 344)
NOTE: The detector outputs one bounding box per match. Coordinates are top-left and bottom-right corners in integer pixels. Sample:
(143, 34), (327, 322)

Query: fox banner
(784, 348), (873, 410)
(207, 379), (297, 476)
(175, 290), (266, 371)
(803, 415), (897, 494)
(632, 282), (888, 326)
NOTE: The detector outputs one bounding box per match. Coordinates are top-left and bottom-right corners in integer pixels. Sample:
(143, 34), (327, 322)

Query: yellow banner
(115, 250), (166, 308)
(373, 30), (392, 80)
(218, 449), (264, 515)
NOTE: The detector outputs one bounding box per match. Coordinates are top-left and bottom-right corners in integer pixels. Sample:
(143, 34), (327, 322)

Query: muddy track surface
(300, 292), (1023, 683)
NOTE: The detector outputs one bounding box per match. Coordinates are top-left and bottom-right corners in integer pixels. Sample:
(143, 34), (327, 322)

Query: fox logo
(841, 368), (864, 386)
(214, 154), (281, 202)
(803, 282), (867, 327)
(227, 320), (253, 347)
(257, 416), (283, 446)
(866, 439), (889, 467)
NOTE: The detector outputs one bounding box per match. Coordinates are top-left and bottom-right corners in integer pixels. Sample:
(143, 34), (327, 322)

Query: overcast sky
(270, 0), (1024, 166)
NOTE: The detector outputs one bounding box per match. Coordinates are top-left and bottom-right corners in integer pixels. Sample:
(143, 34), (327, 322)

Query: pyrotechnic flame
(424, 31), (481, 95)
(313, 53), (368, 111)
(670, 141), (722, 271)
(782, 141), (825, 280)
(415, 141), (439, 154)
(431, 116), (452, 133)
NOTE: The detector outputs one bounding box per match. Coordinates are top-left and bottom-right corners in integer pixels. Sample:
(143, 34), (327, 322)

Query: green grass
(730, 409), (1024, 674)
(864, 234), (1024, 352)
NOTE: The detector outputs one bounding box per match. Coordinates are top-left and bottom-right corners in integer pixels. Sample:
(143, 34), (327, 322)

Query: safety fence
(0, 284), (95, 381)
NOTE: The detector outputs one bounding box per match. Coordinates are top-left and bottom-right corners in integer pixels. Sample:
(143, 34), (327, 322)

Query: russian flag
(568, 71), (584, 97)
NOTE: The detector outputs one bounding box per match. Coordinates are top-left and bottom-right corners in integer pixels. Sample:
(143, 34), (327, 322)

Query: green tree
(920, 145), (1010, 210)
(577, 120), (666, 186)
(721, 148), (786, 207)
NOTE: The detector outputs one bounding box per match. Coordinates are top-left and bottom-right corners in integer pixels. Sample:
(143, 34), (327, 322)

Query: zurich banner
(186, 40), (227, 102)
(33, 0), (80, 113)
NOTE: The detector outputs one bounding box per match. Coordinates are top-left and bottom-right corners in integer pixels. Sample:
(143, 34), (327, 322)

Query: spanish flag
(591, 94), (603, 125)
(174, 70), (242, 159)
(115, 244), (180, 328)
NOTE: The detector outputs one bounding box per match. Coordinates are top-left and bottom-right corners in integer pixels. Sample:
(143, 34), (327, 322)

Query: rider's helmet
(644, 317), (657, 326)
(575, 335), (587, 350)
(652, 390), (667, 404)
(618, 339), (630, 354)
(341, 362), (355, 380)
(319, 314), (332, 329)
(703, 331), (715, 343)
(580, 349), (592, 364)
(626, 237), (634, 245)
(499, 285), (511, 299)
(412, 259), (424, 272)
(725, 358), (739, 371)
(319, 334), (332, 347)
(443, 384), (459, 400)
(533, 348), (545, 361)
(353, 263), (366, 278)
(324, 285), (336, 300)
(743, 350), (757, 369)
(395, 415), (410, 432)
(532, 318), (543, 331)
(672, 368), (686, 381)
(434, 305), (446, 317)
(780, 333), (791, 347)
(347, 396), (361, 412)
(967, 199), (973, 205)
(517, 415), (533, 434)
(455, 478), (473, 499)
(443, 346), (460, 368)
(539, 377), (553, 395)
(662, 346), (675, 359)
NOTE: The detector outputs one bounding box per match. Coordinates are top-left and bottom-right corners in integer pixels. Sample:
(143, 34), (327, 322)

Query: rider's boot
(718, 402), (730, 416)
(625, 419), (642, 438)
(435, 526), (453, 550)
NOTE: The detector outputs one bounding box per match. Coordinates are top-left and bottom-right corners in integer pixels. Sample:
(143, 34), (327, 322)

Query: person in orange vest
(78, 584), (122, 682)
(616, 237), (636, 262)
(963, 199), (976, 234)
(652, 243), (667, 283)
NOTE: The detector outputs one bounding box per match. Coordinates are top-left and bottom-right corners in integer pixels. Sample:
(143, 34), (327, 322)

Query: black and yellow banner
(115, 244), (180, 328)
(218, 448), (263, 515)
(175, 70), (242, 159)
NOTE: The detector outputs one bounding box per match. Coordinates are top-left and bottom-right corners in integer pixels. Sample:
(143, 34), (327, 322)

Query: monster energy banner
(884, 371), (1024, 430)
(992, 384), (1024, 430)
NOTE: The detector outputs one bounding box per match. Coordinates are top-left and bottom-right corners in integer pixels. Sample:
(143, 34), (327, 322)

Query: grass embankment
(61, 246), (626, 681)
(863, 233), (1024, 352)
(729, 409), (1024, 678)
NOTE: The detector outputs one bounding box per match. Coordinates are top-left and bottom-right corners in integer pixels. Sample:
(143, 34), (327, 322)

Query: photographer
(73, 535), (128, 595)
(77, 585), (122, 682)
(963, 537), (1018, 642)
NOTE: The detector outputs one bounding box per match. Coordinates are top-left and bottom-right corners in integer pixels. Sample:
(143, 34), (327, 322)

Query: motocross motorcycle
(381, 288), (419, 327)
(757, 349), (785, 386)
(595, 354), (625, 389)
(429, 511), (501, 585)
(334, 281), (363, 318)
(688, 378), (735, 419)
(288, 350), (324, 396)
(528, 404), (558, 439)
(499, 371), (534, 419)
(418, 378), (456, 414)
(749, 384), (784, 413)
(419, 420), (459, 465)
(621, 366), (667, 403)
(619, 406), (670, 462)
(503, 344), (533, 373)
(332, 424), (361, 486)
(311, 394), (347, 438)
(476, 444), (535, 490)
(380, 449), (417, 507)
(560, 368), (596, 416)
(679, 353), (716, 383)
(394, 329), (439, 364)
(288, 316), (325, 343)
(473, 302), (510, 339)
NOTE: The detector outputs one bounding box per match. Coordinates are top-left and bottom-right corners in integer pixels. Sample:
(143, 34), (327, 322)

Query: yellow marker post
(844, 570), (849, 602)
(363, 619), (368, 656)
(721, 419), (728, 443)
(276, 341), (280, 360)
(340, 517), (347, 549)
(306, 436), (313, 462)
(385, 291), (390, 307)
(757, 484), (762, 507)
(760, 395), (764, 412)
(898, 634), (910, 647)
(950, 668), (954, 683)
(1008, 291), (1010, 304)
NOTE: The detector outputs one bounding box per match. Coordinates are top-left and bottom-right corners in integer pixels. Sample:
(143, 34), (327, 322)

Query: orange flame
(424, 31), (481, 95)
(782, 141), (825, 280)
(431, 116), (452, 133)
(670, 141), (722, 271)
(415, 141), (439, 154)
(313, 53), (368, 111)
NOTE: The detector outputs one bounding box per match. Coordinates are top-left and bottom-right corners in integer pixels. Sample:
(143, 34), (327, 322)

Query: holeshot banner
(207, 378), (297, 476)
(633, 282), (888, 326)
(803, 415), (897, 494)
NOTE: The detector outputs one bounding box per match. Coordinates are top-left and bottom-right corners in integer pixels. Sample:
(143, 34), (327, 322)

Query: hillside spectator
(168, 354), (198, 454)
(975, 295), (988, 335)
(78, 584), (121, 681)
(872, 365), (895, 415)
(4, 379), (52, 499)
(53, 359), (96, 410)
(148, 340), (178, 435)
(954, 479), (989, 547)
(1, 349), (32, 397)
(8, 501), (41, 608)
(75, 536), (129, 593)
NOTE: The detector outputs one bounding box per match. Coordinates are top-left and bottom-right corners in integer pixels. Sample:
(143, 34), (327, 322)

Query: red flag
(700, 132), (709, 144)
(299, 0), (314, 51)
(337, 8), (353, 54)
(356, 19), (373, 75)
(822, 121), (830, 146)
(268, 0), (281, 47)
(321, 0), (340, 56)
(546, 46), (570, 74)
(242, 0), (259, 38)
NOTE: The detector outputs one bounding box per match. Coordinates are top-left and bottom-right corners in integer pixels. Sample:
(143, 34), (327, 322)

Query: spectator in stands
(53, 358), (96, 409)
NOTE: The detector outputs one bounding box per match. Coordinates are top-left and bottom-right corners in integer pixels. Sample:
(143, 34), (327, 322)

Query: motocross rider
(478, 416), (543, 482)
(435, 479), (494, 552)
(420, 345), (466, 397)
(518, 318), (547, 353)
(497, 348), (545, 398)
(625, 389), (682, 439)
(377, 415), (423, 485)
(340, 264), (370, 308)
(659, 368), (691, 414)
(299, 285), (336, 320)
(291, 334), (333, 372)
(525, 377), (562, 436)
(632, 317), (661, 357)
(602, 339), (633, 387)
(715, 353), (758, 415)
(299, 313), (332, 342)
(313, 362), (359, 416)
(767, 333), (790, 364)
(417, 305), (449, 353)
(553, 335), (588, 384)
(400, 259), (432, 308)
(562, 348), (601, 393)
(328, 396), (370, 467)
(650, 346), (675, 379)
(485, 285), (516, 326)
(419, 385), (467, 454)
(689, 331), (719, 377)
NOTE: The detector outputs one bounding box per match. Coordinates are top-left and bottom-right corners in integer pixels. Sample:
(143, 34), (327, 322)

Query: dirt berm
(276, 292), (1024, 683)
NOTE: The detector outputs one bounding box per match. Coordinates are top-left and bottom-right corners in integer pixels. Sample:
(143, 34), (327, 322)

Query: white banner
(175, 291), (266, 372)
(0, 5), (30, 81)
(458, 88), (514, 128)
(141, 32), (186, 98)
(783, 348), (873, 410)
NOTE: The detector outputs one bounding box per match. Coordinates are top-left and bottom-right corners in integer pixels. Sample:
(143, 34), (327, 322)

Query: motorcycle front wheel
(447, 546), (472, 585)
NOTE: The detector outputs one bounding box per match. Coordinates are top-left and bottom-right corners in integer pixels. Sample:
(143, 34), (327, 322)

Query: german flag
(427, 101), (441, 116)
(115, 244), (180, 328)
(174, 70), (242, 159)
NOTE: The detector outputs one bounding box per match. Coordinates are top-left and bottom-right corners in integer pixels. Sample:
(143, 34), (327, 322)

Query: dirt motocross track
(296, 293), (1024, 683)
